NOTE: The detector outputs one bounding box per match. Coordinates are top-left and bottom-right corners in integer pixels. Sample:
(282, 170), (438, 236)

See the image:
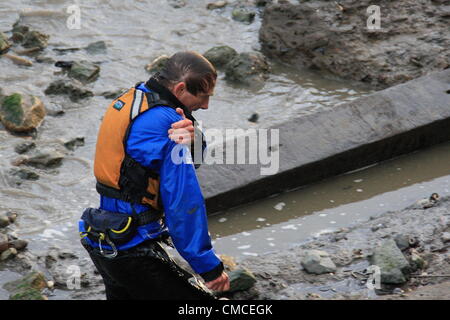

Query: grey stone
(203, 46), (238, 69)
(0, 215), (10, 228)
(228, 268), (257, 293)
(22, 30), (49, 49)
(207, 1), (228, 10)
(441, 232), (450, 243)
(68, 61), (100, 83)
(232, 7), (256, 24)
(409, 249), (426, 271)
(145, 55), (170, 74)
(168, 0), (186, 8)
(24, 148), (65, 169)
(84, 41), (107, 55)
(63, 137), (85, 151)
(0, 233), (8, 252)
(1, 247), (17, 261)
(301, 250), (337, 275)
(9, 168), (40, 180)
(9, 239), (28, 251)
(394, 234), (411, 251)
(225, 52), (270, 88)
(44, 80), (94, 102)
(14, 141), (36, 154)
(369, 239), (411, 284)
(0, 32), (11, 54)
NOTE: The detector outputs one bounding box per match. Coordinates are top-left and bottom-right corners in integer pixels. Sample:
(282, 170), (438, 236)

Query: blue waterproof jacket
(81, 83), (223, 281)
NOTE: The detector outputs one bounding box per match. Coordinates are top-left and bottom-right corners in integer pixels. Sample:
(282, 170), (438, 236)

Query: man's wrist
(199, 261), (224, 282)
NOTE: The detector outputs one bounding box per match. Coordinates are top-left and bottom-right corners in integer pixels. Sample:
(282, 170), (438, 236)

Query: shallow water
(210, 141), (450, 259)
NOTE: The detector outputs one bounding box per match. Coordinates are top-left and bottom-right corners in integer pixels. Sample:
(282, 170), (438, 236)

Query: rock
(63, 137), (85, 151)
(168, 0), (186, 8)
(9, 168), (40, 180)
(203, 46), (238, 69)
(44, 80), (94, 102)
(228, 268), (257, 293)
(206, 1), (228, 10)
(35, 56), (55, 64)
(145, 55), (170, 74)
(24, 148), (65, 169)
(6, 212), (18, 224)
(409, 249), (426, 271)
(1, 247), (17, 261)
(369, 239), (411, 284)
(100, 88), (127, 100)
(394, 234), (412, 251)
(301, 250), (337, 275)
(371, 223), (387, 232)
(0, 233), (8, 252)
(225, 52), (270, 87)
(22, 30), (49, 49)
(4, 272), (47, 300)
(248, 113), (259, 123)
(259, 1), (450, 88)
(14, 141), (36, 154)
(84, 41), (107, 55)
(441, 232), (450, 243)
(0, 32), (11, 54)
(45, 103), (65, 116)
(68, 61), (100, 83)
(0, 215), (10, 228)
(232, 7), (256, 24)
(3, 53), (33, 67)
(0, 93), (46, 133)
(8, 239), (28, 251)
(392, 288), (404, 295)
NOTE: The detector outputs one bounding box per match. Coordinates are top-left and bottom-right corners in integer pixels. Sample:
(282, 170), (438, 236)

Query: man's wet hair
(155, 51), (217, 96)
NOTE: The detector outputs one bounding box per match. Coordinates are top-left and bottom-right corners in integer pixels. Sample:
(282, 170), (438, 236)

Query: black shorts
(82, 239), (215, 300)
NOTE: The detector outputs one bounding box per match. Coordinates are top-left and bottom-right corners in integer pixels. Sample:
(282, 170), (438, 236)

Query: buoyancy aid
(94, 77), (204, 210)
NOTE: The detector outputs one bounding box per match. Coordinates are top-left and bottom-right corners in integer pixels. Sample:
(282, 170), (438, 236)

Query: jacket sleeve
(159, 141), (223, 281)
(127, 107), (223, 282)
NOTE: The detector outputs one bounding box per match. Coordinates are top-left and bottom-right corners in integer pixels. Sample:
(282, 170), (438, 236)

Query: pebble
(1, 247), (17, 261)
(441, 232), (450, 243)
(0, 215), (11, 228)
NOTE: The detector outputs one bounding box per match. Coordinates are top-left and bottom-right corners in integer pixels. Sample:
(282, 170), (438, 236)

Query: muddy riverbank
(224, 196), (450, 300)
(3, 194), (448, 300)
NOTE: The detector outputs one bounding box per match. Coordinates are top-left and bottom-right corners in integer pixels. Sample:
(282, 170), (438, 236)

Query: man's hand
(205, 271), (230, 292)
(168, 108), (194, 145)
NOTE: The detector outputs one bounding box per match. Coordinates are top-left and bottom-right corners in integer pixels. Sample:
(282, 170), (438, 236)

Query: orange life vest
(94, 86), (175, 210)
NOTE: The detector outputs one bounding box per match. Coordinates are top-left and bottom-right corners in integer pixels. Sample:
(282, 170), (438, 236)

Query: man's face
(172, 81), (215, 112)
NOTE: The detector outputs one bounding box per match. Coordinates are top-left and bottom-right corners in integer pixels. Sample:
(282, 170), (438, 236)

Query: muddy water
(209, 141), (450, 259)
(0, 0), (370, 253)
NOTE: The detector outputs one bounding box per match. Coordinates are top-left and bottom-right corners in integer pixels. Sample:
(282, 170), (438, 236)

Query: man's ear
(173, 82), (186, 98)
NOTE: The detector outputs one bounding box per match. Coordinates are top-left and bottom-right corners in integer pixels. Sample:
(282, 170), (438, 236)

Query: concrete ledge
(197, 69), (450, 214)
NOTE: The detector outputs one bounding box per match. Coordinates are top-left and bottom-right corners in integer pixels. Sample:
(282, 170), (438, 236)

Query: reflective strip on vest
(131, 89), (144, 120)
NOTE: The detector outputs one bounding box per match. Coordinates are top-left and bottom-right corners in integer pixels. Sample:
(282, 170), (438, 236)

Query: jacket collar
(144, 76), (195, 122)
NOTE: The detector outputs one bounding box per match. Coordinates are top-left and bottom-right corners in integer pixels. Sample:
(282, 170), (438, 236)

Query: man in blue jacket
(81, 51), (229, 299)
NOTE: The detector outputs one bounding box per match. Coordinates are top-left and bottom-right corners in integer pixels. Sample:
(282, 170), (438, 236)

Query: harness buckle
(98, 234), (118, 259)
